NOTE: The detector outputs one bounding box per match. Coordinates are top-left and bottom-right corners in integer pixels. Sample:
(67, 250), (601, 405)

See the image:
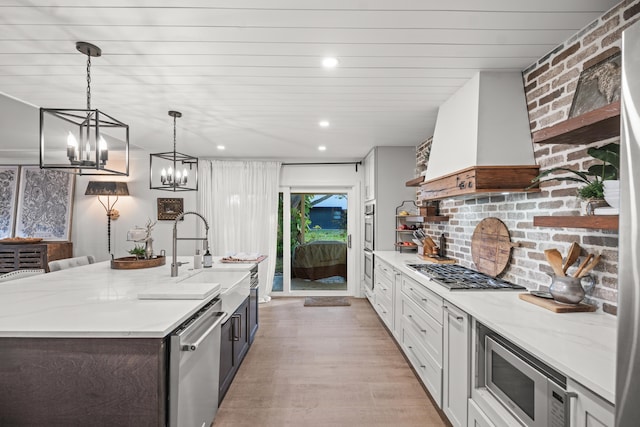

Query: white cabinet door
(443, 301), (470, 427)
(568, 379), (615, 427)
(468, 399), (496, 427)
(364, 149), (376, 201)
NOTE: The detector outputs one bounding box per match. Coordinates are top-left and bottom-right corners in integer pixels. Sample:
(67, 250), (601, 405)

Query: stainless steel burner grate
(406, 264), (525, 291)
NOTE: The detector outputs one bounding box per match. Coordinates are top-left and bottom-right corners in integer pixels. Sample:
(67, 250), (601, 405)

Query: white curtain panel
(198, 160), (281, 302)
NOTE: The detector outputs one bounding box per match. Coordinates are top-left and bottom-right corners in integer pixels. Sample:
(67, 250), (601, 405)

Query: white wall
(280, 163), (362, 187)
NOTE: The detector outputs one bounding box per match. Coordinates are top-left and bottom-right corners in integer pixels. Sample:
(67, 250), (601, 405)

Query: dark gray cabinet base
(219, 296), (250, 404)
(249, 284), (259, 344)
(0, 337), (166, 426)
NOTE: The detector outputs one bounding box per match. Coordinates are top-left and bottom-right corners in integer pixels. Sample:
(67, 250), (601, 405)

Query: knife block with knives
(418, 233), (456, 264)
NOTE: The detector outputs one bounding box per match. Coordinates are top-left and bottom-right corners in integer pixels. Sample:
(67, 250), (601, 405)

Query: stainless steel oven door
(485, 336), (551, 427)
(364, 214), (374, 252)
(363, 250), (374, 293)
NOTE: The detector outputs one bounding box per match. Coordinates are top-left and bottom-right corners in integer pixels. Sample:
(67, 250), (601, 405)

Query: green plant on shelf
(529, 142), (619, 200)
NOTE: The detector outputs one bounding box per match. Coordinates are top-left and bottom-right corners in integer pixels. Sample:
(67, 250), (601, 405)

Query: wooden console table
(0, 242), (73, 273)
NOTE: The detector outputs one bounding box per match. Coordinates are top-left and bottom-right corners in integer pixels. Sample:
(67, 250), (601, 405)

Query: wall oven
(363, 202), (374, 296)
(364, 202), (374, 252)
(474, 323), (572, 427)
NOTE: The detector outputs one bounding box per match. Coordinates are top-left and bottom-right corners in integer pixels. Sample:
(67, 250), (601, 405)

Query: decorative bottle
(203, 249), (213, 268)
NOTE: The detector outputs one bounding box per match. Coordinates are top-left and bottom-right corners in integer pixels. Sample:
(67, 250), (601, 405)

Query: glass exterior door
(272, 190), (350, 295)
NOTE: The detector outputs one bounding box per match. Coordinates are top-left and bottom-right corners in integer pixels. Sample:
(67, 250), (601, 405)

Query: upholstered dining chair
(48, 255), (96, 272)
(0, 269), (46, 283)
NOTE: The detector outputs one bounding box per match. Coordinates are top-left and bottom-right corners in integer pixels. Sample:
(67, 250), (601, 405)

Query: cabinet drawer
(402, 296), (443, 363)
(403, 325), (442, 407)
(364, 286), (375, 303)
(401, 275), (443, 324)
(374, 290), (393, 329)
(375, 258), (395, 283)
(468, 399), (496, 427)
(374, 274), (392, 298)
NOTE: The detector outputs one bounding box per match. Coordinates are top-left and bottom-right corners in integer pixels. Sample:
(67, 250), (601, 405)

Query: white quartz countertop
(0, 258), (249, 339)
(374, 251), (617, 404)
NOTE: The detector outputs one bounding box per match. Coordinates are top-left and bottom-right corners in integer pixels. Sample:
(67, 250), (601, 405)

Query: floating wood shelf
(396, 215), (449, 222)
(532, 102), (620, 145)
(405, 176), (424, 187)
(424, 216), (449, 222)
(533, 215), (618, 230)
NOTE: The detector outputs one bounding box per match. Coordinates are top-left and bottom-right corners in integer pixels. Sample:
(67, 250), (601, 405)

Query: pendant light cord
(173, 114), (177, 152)
(86, 54), (91, 110)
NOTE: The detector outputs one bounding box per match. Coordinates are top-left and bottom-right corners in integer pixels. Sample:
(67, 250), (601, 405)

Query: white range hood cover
(424, 71), (536, 181)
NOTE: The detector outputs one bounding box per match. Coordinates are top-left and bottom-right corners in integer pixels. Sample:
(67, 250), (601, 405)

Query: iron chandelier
(149, 110), (198, 192)
(39, 42), (129, 176)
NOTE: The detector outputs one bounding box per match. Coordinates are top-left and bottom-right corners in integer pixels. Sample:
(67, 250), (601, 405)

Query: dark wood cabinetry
(219, 297), (250, 404)
(0, 337), (167, 426)
(249, 285), (259, 345)
(0, 241), (73, 273)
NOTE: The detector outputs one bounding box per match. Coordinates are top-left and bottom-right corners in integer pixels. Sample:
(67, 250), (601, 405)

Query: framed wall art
(0, 166), (20, 239)
(14, 166), (75, 241)
(569, 52), (621, 118)
(157, 197), (184, 220)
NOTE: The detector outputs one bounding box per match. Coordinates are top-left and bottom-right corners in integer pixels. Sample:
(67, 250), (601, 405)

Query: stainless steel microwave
(485, 336), (571, 427)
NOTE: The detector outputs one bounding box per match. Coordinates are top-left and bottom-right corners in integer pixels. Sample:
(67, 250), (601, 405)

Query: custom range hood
(420, 71), (540, 201)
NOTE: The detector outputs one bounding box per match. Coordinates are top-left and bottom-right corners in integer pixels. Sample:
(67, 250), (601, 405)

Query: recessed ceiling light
(319, 120), (330, 128)
(322, 57), (339, 68)
(217, 145), (225, 150)
(318, 146), (327, 151)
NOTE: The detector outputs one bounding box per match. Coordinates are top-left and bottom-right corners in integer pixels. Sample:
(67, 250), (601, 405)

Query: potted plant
(529, 142), (619, 213)
(128, 244), (147, 260)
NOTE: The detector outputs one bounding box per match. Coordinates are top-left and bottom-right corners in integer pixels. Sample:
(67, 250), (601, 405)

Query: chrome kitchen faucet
(172, 211), (210, 277)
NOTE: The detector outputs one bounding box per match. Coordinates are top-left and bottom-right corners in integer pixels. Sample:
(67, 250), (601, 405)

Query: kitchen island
(0, 260), (249, 426)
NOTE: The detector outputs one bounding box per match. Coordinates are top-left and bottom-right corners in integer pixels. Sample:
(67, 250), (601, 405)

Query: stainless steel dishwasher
(168, 299), (225, 427)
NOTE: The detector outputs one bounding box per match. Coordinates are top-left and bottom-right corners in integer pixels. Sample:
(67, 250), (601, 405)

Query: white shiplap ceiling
(0, 0), (620, 161)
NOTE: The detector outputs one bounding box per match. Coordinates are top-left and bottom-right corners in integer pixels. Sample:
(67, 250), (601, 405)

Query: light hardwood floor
(213, 297), (449, 427)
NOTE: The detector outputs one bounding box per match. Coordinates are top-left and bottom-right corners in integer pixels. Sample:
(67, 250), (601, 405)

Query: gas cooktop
(406, 264), (526, 291)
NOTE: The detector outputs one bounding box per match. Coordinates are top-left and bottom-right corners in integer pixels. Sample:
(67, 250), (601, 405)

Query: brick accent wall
(419, 0), (640, 315)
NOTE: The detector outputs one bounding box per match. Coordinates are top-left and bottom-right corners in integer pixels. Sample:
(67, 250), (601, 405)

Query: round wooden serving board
(111, 255), (166, 270)
(471, 217), (517, 277)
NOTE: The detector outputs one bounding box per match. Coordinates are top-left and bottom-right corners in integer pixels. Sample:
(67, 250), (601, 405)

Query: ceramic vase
(603, 180), (620, 210)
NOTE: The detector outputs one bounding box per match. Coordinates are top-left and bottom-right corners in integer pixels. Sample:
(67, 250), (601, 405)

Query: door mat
(304, 296), (351, 307)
